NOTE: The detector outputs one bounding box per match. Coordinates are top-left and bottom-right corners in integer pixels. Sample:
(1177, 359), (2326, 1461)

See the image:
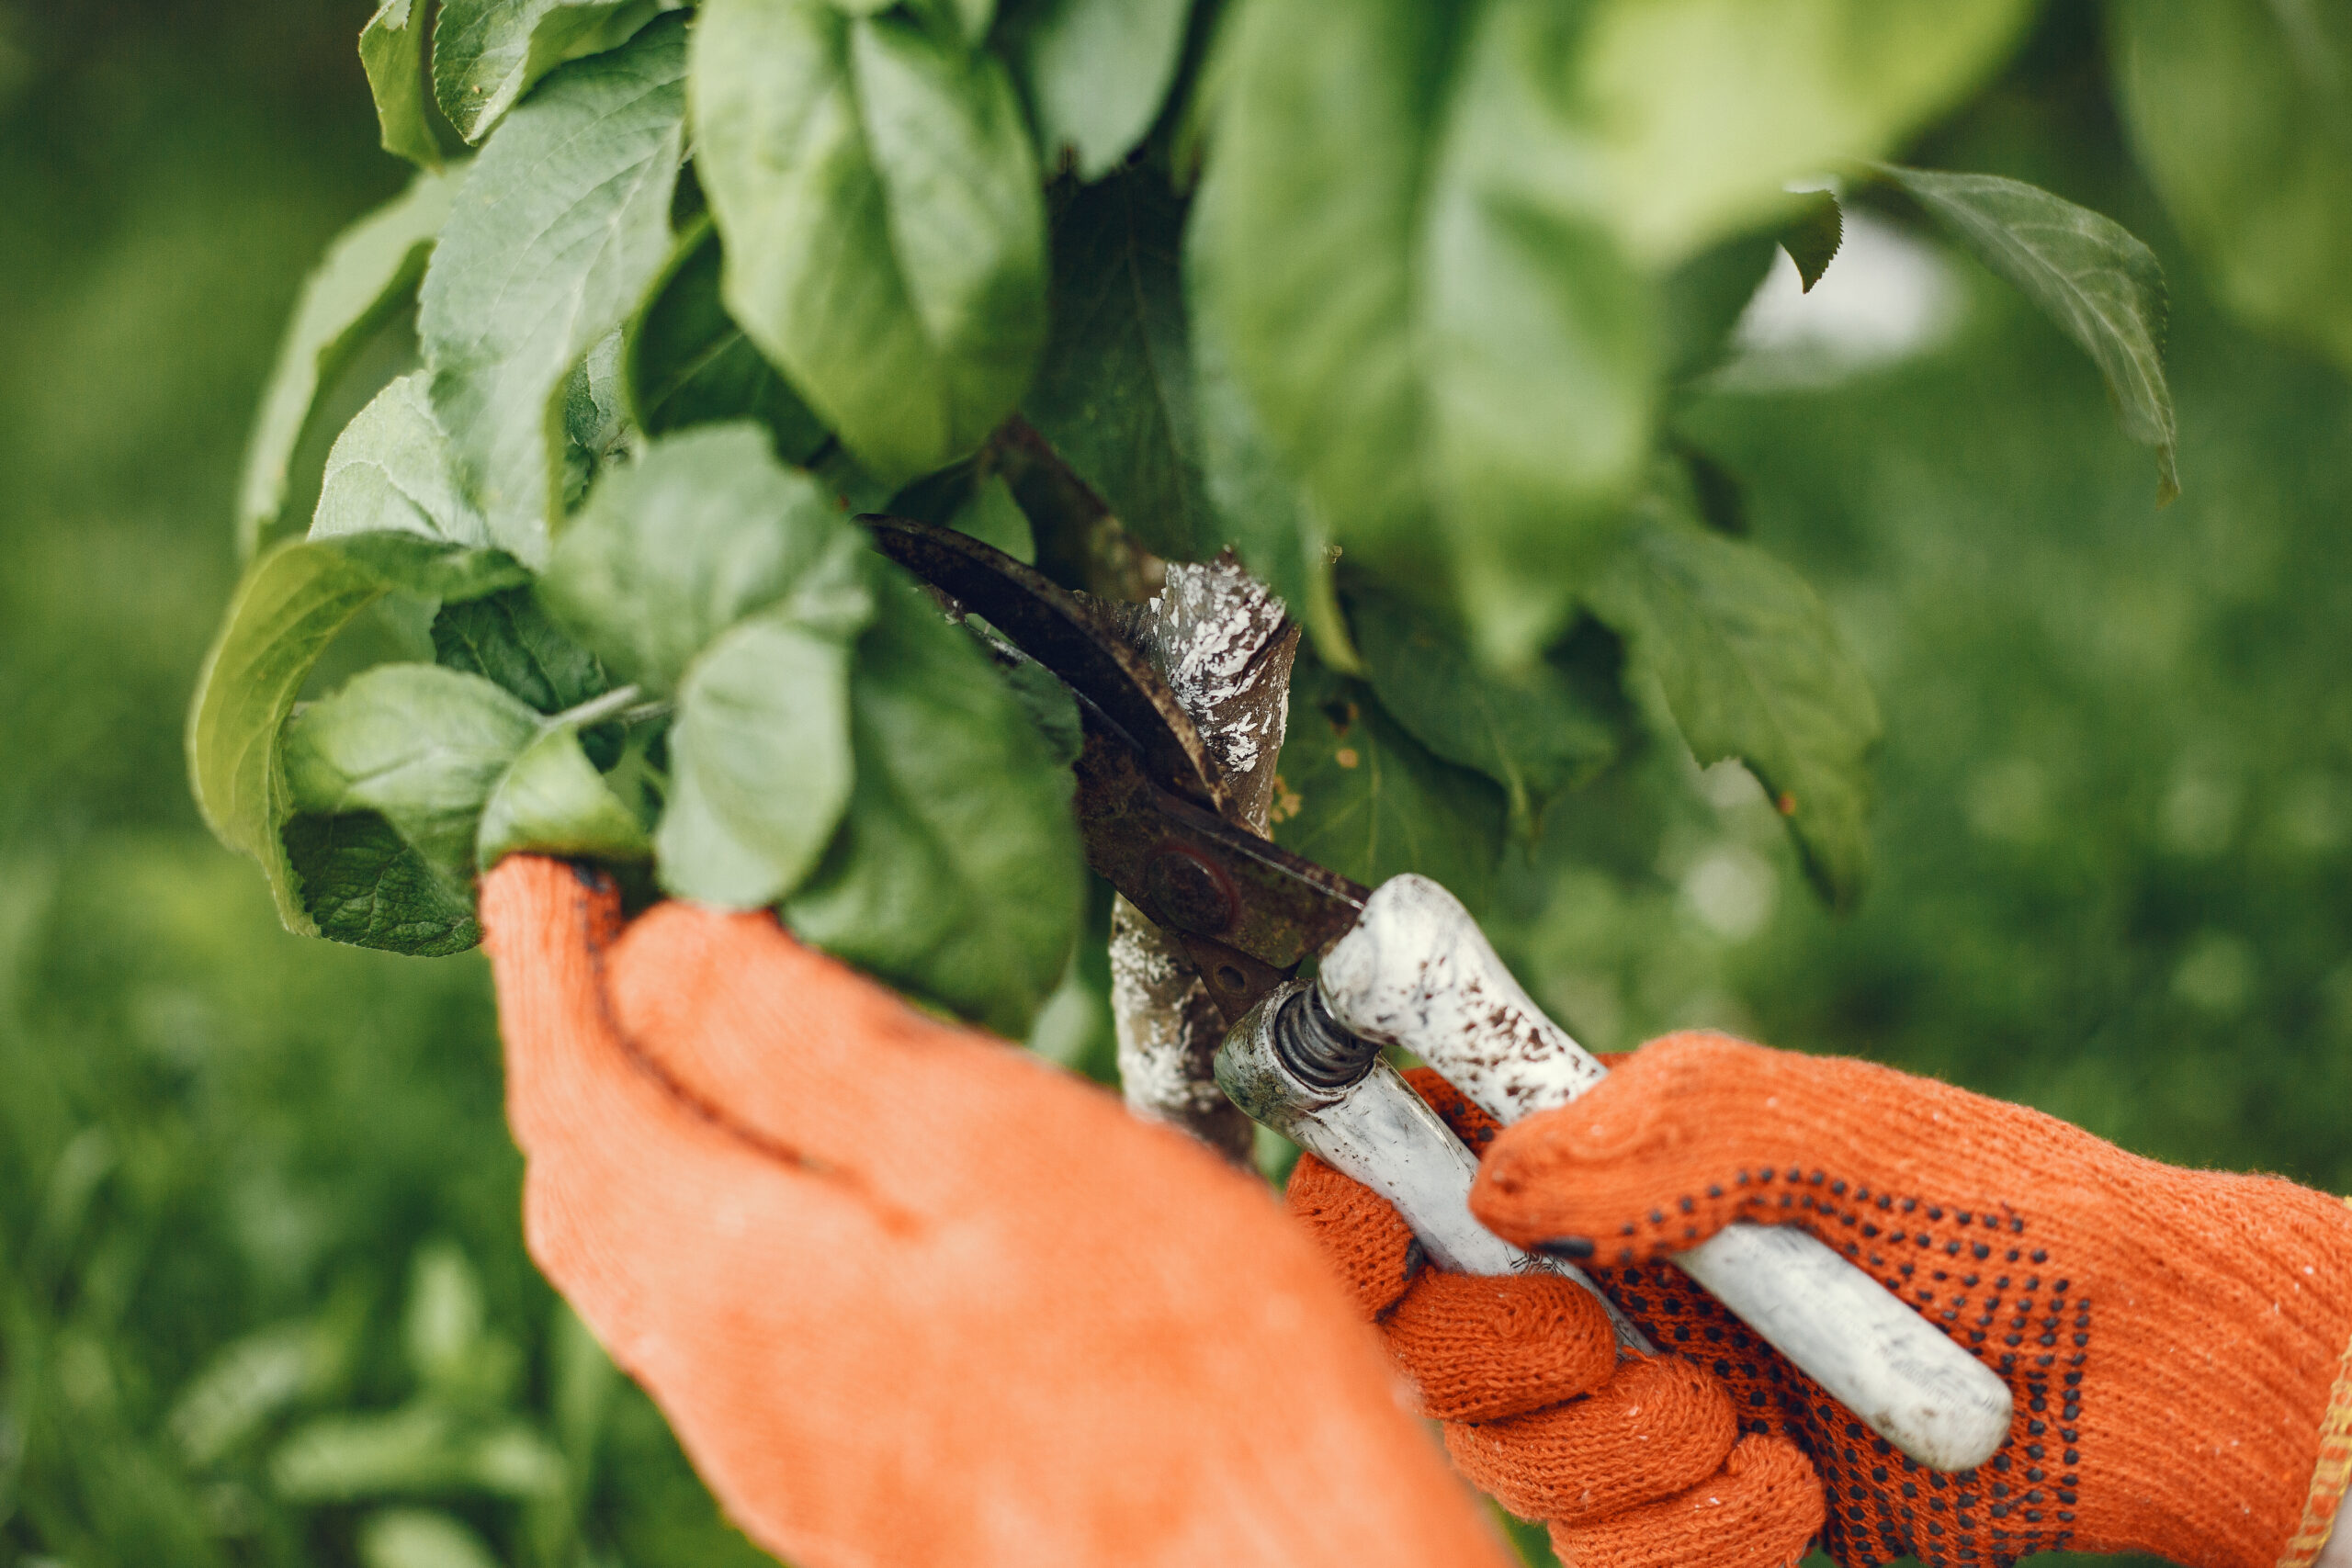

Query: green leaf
(1779, 190), (1842, 292)
(312, 373), (493, 550)
(657, 616), (855, 906)
(282, 813), (485, 955)
(559, 328), (634, 513)
(1182, 188), (1355, 671)
(433, 0), (680, 143)
(358, 1510), (503, 1568)
(945, 471), (1035, 563)
(1193, 0), (1657, 667)
(1584, 510), (1882, 905)
(1003, 0), (1193, 181)
(990, 643), (1081, 766)
(272, 1407), (564, 1500)
(1657, 231), (1778, 385)
(1575, 0), (2031, 262)
(2108, 0), (2352, 375)
(360, 0), (446, 169)
(1350, 589), (1621, 840)
(419, 17), (687, 564)
(477, 720), (651, 870)
(1882, 165), (2179, 504)
(625, 217), (830, 459)
(1024, 171), (1208, 561)
(431, 589), (609, 716)
(692, 0), (1046, 481)
(187, 542), (405, 935)
(282, 664), (543, 885)
(785, 572), (1083, 1037)
(1270, 647), (1506, 916)
(240, 169), (462, 558)
(539, 424), (872, 694)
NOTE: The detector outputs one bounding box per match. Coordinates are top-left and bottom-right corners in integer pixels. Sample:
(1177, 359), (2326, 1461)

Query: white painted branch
(1318, 874), (2013, 1473)
(1108, 555), (1299, 1164)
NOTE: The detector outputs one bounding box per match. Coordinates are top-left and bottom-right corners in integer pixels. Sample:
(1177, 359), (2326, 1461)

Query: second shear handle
(1316, 874), (2013, 1474)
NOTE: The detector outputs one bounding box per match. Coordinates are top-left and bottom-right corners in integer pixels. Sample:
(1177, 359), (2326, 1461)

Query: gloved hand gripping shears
(863, 514), (2015, 1474)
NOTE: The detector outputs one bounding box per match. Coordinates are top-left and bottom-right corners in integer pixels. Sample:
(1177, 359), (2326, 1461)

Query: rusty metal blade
(861, 514), (1230, 815)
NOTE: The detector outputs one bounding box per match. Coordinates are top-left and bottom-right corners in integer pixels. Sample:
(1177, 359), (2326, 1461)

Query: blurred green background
(0, 1), (2341, 1565)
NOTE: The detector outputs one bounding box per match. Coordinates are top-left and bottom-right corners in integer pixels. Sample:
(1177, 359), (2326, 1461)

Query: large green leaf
(1585, 510), (1882, 905)
(657, 615), (855, 907)
(433, 0), (680, 143)
(2108, 1), (2352, 375)
(1883, 166), (2179, 504)
(1351, 589), (1621, 840)
(1193, 0), (1656, 668)
(282, 813), (485, 955)
(1577, 0), (2031, 263)
(625, 218), (831, 458)
(311, 373), (494, 549)
(1003, 0), (1193, 181)
(539, 424), (871, 694)
(419, 17), (687, 564)
(1181, 208), (1354, 670)
(187, 543), (405, 935)
(239, 170), (462, 558)
(1271, 648), (1506, 916)
(1023, 171), (1207, 561)
(360, 0), (446, 169)
(785, 571), (1082, 1037)
(692, 0), (1046, 481)
(282, 664), (544, 886)
(476, 720), (651, 870)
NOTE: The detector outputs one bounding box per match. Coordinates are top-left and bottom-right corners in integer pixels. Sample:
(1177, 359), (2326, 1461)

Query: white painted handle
(1215, 987), (1650, 1352)
(1317, 874), (2012, 1472)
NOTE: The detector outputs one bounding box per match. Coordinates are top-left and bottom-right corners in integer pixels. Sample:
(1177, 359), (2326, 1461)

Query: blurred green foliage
(0, 0), (774, 1561)
(0, 4), (2344, 1568)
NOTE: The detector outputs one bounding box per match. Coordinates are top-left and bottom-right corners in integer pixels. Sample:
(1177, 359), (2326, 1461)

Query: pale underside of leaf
(419, 17), (687, 565)
(240, 168), (462, 558)
(312, 373), (495, 548)
(476, 721), (650, 870)
(656, 616), (855, 907)
(282, 663), (544, 883)
(187, 543), (401, 934)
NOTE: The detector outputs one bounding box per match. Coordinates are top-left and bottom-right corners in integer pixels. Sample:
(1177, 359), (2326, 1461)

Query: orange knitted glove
(1287, 1066), (1826, 1568)
(477, 856), (1516, 1568)
(1469, 1031), (2352, 1568)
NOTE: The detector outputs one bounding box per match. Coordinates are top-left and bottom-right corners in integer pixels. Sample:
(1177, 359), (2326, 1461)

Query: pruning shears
(862, 513), (2014, 1475)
